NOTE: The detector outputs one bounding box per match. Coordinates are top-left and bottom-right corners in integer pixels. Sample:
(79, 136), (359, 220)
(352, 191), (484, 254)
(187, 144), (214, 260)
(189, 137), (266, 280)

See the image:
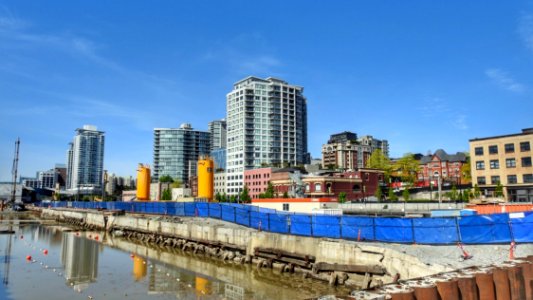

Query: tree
(473, 184), (481, 198)
(240, 185), (251, 203)
(374, 187), (382, 201)
(159, 175), (174, 183)
(366, 149), (392, 180)
(222, 192), (228, 202)
(393, 154), (420, 186)
(338, 192), (347, 203)
(388, 189), (398, 201)
(450, 185), (459, 201)
(229, 195), (237, 203)
(215, 192), (222, 202)
(494, 182), (504, 198)
(460, 153), (471, 184)
(161, 188), (172, 200)
(259, 181), (275, 199)
(283, 191), (289, 198)
(171, 180), (182, 189)
(402, 188), (410, 202)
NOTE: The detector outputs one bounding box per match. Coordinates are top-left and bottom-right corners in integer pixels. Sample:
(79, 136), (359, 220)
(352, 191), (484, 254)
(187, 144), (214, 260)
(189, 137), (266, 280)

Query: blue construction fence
(37, 201), (533, 245)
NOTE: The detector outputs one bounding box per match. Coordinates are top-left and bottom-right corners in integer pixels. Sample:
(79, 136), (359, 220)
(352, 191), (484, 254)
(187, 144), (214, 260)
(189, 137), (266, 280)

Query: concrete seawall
(40, 208), (451, 288)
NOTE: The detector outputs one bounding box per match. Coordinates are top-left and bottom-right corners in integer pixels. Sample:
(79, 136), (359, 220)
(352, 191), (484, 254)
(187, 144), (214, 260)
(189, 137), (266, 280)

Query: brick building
(418, 150), (467, 186)
(243, 168), (275, 199)
(271, 169), (384, 201)
(322, 131), (388, 170)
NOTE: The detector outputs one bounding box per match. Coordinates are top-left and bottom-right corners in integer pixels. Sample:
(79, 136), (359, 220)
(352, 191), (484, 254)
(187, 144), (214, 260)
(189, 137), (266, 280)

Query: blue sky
(1, 1), (532, 180)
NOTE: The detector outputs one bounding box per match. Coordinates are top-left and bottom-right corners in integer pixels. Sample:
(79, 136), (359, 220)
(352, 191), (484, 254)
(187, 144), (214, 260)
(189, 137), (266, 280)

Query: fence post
(267, 213), (271, 232)
(233, 206), (236, 223)
(310, 215), (314, 237)
(411, 218), (416, 244)
(339, 216), (343, 239)
(248, 209), (251, 227)
(455, 217), (462, 244)
(372, 217), (376, 241)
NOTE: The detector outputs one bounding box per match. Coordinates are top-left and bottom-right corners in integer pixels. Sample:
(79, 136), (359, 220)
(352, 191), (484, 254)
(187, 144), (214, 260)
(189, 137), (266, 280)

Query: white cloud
(519, 13), (533, 52)
(451, 114), (468, 130)
(485, 68), (525, 93)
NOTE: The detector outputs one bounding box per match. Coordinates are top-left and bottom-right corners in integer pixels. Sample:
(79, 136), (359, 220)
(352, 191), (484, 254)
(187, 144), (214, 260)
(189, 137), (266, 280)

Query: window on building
(282, 203), (289, 211)
(524, 174), (533, 183)
(521, 142), (531, 152)
(315, 183), (322, 192)
(352, 184), (361, 192)
(475, 161), (485, 170)
(475, 147), (483, 155)
(305, 184), (310, 192)
(522, 157), (532, 167)
(505, 143), (515, 153)
(489, 145), (498, 154)
(491, 176), (500, 184)
(490, 160), (500, 169)
(477, 176), (486, 185)
(506, 158), (516, 168)
(507, 175), (517, 184)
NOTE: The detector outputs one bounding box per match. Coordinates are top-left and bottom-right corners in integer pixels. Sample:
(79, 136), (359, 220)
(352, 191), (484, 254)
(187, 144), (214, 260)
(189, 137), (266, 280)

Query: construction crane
(9, 138), (20, 206)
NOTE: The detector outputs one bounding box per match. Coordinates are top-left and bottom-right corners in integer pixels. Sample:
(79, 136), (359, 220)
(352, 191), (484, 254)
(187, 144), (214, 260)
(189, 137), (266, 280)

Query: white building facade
(226, 76), (308, 195)
(66, 125), (105, 194)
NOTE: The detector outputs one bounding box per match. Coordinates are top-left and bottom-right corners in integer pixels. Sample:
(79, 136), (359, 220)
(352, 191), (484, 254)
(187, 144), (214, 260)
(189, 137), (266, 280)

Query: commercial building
(243, 167), (275, 199)
(208, 119), (227, 150)
(270, 169), (384, 201)
(469, 128), (533, 202)
(322, 132), (389, 170)
(153, 123), (211, 183)
(226, 76), (308, 195)
(418, 149), (467, 186)
(214, 172), (226, 198)
(210, 148), (226, 171)
(66, 125), (105, 194)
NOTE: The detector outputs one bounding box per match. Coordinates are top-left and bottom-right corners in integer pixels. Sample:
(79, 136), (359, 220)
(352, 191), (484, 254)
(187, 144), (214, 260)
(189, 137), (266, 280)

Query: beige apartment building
(469, 128), (533, 202)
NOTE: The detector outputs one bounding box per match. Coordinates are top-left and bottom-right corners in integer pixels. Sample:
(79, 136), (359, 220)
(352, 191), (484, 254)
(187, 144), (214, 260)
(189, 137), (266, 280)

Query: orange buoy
(95, 235), (99, 241)
(26, 255), (32, 261)
(43, 249), (48, 255)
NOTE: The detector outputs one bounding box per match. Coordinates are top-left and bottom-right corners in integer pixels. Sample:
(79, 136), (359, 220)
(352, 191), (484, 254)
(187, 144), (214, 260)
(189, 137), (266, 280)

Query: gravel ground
(373, 242), (533, 270)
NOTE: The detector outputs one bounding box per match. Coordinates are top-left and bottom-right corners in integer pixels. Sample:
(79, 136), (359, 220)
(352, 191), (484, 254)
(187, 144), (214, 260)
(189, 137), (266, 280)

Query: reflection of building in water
(225, 283), (245, 300)
(147, 263), (223, 298)
(60, 233), (98, 289)
(132, 256), (147, 281)
(34, 226), (63, 246)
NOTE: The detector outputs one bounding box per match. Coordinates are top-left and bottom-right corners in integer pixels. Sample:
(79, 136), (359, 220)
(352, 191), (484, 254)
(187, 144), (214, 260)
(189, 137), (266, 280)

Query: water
(0, 214), (348, 299)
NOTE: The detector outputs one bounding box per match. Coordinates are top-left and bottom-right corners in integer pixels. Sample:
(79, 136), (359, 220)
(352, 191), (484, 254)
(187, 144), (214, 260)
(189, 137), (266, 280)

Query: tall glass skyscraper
(66, 125), (105, 194)
(226, 76), (308, 195)
(153, 123), (211, 183)
(208, 119), (227, 150)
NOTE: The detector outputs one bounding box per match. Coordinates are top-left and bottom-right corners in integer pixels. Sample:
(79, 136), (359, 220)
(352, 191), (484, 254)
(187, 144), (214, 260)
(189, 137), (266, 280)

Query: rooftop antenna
(10, 138), (20, 204)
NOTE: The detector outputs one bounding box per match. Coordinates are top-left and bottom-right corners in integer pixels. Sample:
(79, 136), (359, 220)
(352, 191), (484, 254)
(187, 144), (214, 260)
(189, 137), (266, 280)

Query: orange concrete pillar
(457, 276), (478, 300)
(493, 267), (511, 300)
(518, 262), (533, 300)
(391, 291), (415, 300)
(475, 272), (496, 300)
(436, 280), (460, 300)
(507, 265), (526, 300)
(413, 286), (441, 300)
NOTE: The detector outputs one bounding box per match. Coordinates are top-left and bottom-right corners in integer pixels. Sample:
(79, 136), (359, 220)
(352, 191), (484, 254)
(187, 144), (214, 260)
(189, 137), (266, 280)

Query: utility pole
(10, 138), (20, 205)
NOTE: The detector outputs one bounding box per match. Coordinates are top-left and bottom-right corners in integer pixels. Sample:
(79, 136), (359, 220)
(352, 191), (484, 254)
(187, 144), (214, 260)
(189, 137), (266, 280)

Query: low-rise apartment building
(469, 128), (533, 202)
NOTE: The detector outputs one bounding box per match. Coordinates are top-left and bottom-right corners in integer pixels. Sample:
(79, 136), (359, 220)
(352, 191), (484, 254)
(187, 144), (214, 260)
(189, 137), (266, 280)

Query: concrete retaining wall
(41, 208), (450, 283)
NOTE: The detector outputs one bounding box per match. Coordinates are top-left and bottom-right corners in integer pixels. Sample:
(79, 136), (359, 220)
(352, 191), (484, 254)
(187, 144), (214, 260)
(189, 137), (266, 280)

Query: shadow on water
(0, 217), (349, 300)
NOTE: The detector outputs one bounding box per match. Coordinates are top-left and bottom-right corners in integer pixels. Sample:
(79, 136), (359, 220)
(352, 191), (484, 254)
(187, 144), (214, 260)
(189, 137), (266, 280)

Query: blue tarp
(374, 218), (414, 243)
(459, 213), (511, 244)
(510, 211), (533, 242)
(290, 214), (312, 236)
(269, 213), (289, 234)
(35, 201), (533, 244)
(341, 216), (374, 241)
(412, 217), (458, 244)
(312, 215), (341, 239)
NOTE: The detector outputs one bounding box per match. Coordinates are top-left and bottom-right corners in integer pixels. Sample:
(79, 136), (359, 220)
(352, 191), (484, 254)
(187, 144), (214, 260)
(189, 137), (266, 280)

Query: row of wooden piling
(352, 256), (533, 300)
